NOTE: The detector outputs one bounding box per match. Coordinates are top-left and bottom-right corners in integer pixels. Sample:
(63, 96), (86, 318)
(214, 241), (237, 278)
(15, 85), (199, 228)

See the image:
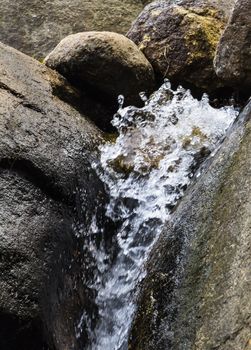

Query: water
(81, 81), (238, 349)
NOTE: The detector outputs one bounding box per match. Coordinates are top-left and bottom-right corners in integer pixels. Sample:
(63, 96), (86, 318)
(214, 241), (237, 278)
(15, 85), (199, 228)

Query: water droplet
(139, 91), (148, 105)
(170, 113), (179, 125)
(164, 78), (171, 90)
(118, 95), (124, 109)
(230, 96), (235, 106)
(201, 93), (209, 104)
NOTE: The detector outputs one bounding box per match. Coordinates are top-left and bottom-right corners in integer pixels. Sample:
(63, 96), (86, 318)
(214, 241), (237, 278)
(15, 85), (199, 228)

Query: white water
(82, 81), (238, 350)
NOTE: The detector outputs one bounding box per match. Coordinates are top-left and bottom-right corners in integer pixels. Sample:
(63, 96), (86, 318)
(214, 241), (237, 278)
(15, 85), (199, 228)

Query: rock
(0, 0), (152, 59)
(0, 42), (111, 350)
(44, 57), (117, 131)
(129, 102), (251, 349)
(45, 31), (156, 106)
(203, 0), (236, 18)
(127, 0), (235, 92)
(214, 0), (251, 92)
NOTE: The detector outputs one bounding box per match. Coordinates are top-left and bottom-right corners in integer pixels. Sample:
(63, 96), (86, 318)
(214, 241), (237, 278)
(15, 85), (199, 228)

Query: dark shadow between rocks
(0, 311), (49, 350)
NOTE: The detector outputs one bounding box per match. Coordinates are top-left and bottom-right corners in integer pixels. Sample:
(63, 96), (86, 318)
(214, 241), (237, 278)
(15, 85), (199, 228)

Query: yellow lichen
(173, 6), (224, 64)
(182, 136), (192, 149)
(151, 9), (162, 18)
(191, 126), (207, 140)
(182, 127), (207, 149)
(139, 34), (152, 51)
(103, 132), (118, 144)
(108, 155), (134, 174)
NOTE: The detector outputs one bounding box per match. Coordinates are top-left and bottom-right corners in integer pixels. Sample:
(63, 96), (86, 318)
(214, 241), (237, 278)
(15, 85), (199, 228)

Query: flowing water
(80, 81), (238, 350)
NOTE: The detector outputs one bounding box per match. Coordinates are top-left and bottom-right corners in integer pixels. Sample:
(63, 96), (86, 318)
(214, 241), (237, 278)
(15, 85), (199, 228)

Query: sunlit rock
(0, 0), (151, 59)
(45, 31), (156, 108)
(127, 0), (235, 93)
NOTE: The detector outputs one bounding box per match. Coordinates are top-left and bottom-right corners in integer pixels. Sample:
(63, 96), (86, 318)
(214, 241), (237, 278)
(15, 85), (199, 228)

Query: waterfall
(79, 81), (238, 350)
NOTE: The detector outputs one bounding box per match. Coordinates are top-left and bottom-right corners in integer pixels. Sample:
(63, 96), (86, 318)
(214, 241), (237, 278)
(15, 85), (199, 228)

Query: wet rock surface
(214, 0), (251, 91)
(0, 42), (109, 350)
(0, 1), (249, 349)
(45, 31), (155, 107)
(127, 0), (235, 92)
(0, 0), (151, 59)
(129, 102), (251, 349)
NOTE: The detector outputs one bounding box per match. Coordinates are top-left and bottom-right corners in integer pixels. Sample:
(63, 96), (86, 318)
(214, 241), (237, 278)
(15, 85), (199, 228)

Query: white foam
(83, 81), (238, 350)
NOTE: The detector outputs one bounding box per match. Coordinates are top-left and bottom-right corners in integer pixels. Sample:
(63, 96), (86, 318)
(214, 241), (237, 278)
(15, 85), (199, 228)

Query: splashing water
(84, 81), (238, 350)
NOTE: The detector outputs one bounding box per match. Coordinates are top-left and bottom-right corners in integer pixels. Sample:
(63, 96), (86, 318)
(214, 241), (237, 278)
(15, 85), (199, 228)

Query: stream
(78, 81), (238, 350)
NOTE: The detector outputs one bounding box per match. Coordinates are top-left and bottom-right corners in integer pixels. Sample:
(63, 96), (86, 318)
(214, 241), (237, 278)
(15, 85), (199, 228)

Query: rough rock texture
(0, 0), (151, 59)
(0, 42), (110, 350)
(127, 0), (235, 92)
(214, 0), (251, 91)
(202, 0), (236, 18)
(45, 31), (155, 106)
(129, 102), (251, 350)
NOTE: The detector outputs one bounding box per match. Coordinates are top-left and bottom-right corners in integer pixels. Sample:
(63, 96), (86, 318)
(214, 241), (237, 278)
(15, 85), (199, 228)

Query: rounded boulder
(45, 31), (156, 106)
(127, 0), (228, 93)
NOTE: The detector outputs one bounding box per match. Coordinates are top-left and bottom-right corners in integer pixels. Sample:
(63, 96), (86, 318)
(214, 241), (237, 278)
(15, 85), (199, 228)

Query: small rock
(45, 31), (156, 106)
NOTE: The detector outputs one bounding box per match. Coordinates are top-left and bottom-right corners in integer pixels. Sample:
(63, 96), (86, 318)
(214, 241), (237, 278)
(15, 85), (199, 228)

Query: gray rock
(127, 0), (235, 92)
(214, 0), (251, 91)
(0, 0), (151, 59)
(205, 0), (236, 17)
(45, 31), (156, 107)
(0, 42), (108, 350)
(129, 102), (251, 349)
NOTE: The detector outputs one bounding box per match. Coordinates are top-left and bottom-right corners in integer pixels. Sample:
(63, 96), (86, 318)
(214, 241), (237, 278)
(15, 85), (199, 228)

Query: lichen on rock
(127, 0), (228, 93)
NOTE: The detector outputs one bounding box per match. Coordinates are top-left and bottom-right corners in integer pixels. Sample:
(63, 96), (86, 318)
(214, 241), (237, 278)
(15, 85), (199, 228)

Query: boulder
(0, 0), (151, 59)
(129, 102), (251, 349)
(45, 31), (156, 106)
(0, 42), (110, 350)
(214, 0), (251, 92)
(127, 0), (235, 92)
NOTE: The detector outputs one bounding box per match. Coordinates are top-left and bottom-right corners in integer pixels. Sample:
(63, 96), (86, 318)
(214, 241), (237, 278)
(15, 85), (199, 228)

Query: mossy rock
(127, 0), (230, 93)
(129, 102), (251, 350)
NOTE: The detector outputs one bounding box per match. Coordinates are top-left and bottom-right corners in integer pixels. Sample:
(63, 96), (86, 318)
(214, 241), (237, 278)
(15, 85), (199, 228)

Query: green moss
(103, 132), (118, 143)
(191, 126), (207, 140)
(108, 155), (134, 174)
(38, 57), (45, 64)
(182, 127), (207, 149)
